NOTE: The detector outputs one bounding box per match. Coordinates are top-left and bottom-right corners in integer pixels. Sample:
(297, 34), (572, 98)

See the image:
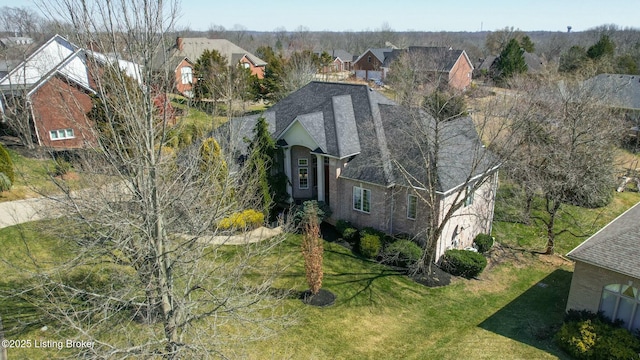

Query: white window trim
(49, 128), (75, 141)
(298, 158), (308, 166)
(298, 167), (308, 189)
(407, 194), (417, 220)
(353, 186), (371, 213)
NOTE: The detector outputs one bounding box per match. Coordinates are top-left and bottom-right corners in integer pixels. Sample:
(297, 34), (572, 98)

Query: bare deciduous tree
(496, 74), (623, 254)
(0, 1), (292, 358)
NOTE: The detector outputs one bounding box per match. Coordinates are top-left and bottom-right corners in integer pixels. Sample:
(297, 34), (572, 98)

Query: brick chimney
(176, 37), (183, 51)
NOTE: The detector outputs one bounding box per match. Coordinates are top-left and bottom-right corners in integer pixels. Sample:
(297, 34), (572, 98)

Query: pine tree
(496, 38), (527, 81)
(587, 34), (615, 60)
(520, 35), (535, 53)
(246, 116), (276, 214)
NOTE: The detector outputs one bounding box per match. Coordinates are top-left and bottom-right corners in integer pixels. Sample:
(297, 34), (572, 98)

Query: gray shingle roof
(155, 38), (266, 71)
(567, 202), (640, 279)
(382, 47), (466, 71)
(226, 82), (498, 192)
(584, 74), (640, 110)
(354, 48), (393, 64)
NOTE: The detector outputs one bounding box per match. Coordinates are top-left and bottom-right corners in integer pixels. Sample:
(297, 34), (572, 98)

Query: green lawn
(1, 190), (638, 359)
(0, 149), (88, 202)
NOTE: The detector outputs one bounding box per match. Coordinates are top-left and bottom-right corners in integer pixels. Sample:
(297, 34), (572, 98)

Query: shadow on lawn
(478, 269), (573, 359)
(0, 281), (43, 337)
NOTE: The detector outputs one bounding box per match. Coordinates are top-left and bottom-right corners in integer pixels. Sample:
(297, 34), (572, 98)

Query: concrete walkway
(182, 226), (283, 245)
(0, 197), (52, 229)
(1, 197), (283, 245)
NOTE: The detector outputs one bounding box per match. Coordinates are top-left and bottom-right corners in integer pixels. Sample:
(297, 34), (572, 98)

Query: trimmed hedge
(474, 233), (494, 253)
(382, 239), (422, 268)
(556, 316), (640, 359)
(441, 249), (487, 278)
(359, 233), (382, 259)
(0, 143), (14, 183)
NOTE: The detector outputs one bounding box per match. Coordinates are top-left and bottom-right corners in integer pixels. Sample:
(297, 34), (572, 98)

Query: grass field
(1, 181), (638, 358)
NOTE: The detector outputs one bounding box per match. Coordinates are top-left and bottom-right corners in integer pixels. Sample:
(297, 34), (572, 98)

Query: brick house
(353, 47), (394, 81)
(565, 201), (640, 332)
(157, 37), (267, 97)
(383, 47), (474, 91)
(0, 35), (97, 149)
(226, 82), (499, 261)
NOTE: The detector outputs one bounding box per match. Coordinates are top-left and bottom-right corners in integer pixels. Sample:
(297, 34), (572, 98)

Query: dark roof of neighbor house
(476, 52), (543, 74)
(354, 48), (393, 64)
(382, 47), (468, 71)
(154, 37), (267, 71)
(224, 81), (498, 193)
(583, 74), (640, 110)
(523, 52), (544, 73)
(315, 49), (354, 63)
(567, 201), (640, 280)
(331, 49), (353, 62)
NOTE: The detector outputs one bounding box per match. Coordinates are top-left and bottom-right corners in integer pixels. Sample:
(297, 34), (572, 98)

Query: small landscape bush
(0, 143), (14, 183)
(218, 209), (264, 231)
(359, 233), (382, 259)
(335, 219), (352, 236)
(382, 239), (423, 268)
(292, 200), (331, 228)
(0, 172), (11, 192)
(441, 249), (487, 278)
(556, 316), (640, 360)
(53, 158), (72, 176)
(342, 227), (359, 244)
(474, 233), (494, 253)
(360, 227), (392, 245)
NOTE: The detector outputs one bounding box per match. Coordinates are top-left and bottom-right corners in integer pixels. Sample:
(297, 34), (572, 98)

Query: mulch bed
(409, 265), (452, 287)
(300, 289), (336, 307)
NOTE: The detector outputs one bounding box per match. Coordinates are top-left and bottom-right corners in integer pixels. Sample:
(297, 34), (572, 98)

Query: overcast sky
(2, 0), (638, 33)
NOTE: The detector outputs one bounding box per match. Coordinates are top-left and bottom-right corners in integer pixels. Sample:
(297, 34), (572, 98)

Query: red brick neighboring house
(353, 47), (393, 81)
(383, 47), (474, 91)
(0, 35), (98, 149)
(157, 37), (267, 97)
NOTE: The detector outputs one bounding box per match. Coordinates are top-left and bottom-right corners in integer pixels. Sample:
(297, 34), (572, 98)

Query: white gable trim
(278, 116), (320, 151)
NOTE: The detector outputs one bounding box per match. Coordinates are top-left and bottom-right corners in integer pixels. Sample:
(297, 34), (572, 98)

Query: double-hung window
(181, 66), (193, 84)
(464, 184), (475, 207)
(353, 186), (371, 213)
(298, 158), (308, 189)
(407, 194), (417, 220)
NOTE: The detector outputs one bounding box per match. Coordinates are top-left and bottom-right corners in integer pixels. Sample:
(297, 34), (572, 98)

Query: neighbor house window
(49, 128), (74, 140)
(353, 186), (371, 213)
(464, 185), (475, 207)
(298, 168), (308, 189)
(181, 66), (193, 84)
(407, 194), (417, 220)
(599, 284), (640, 331)
(367, 56), (372, 63)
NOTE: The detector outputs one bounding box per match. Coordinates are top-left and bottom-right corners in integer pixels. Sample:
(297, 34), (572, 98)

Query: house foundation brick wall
(566, 261), (639, 313)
